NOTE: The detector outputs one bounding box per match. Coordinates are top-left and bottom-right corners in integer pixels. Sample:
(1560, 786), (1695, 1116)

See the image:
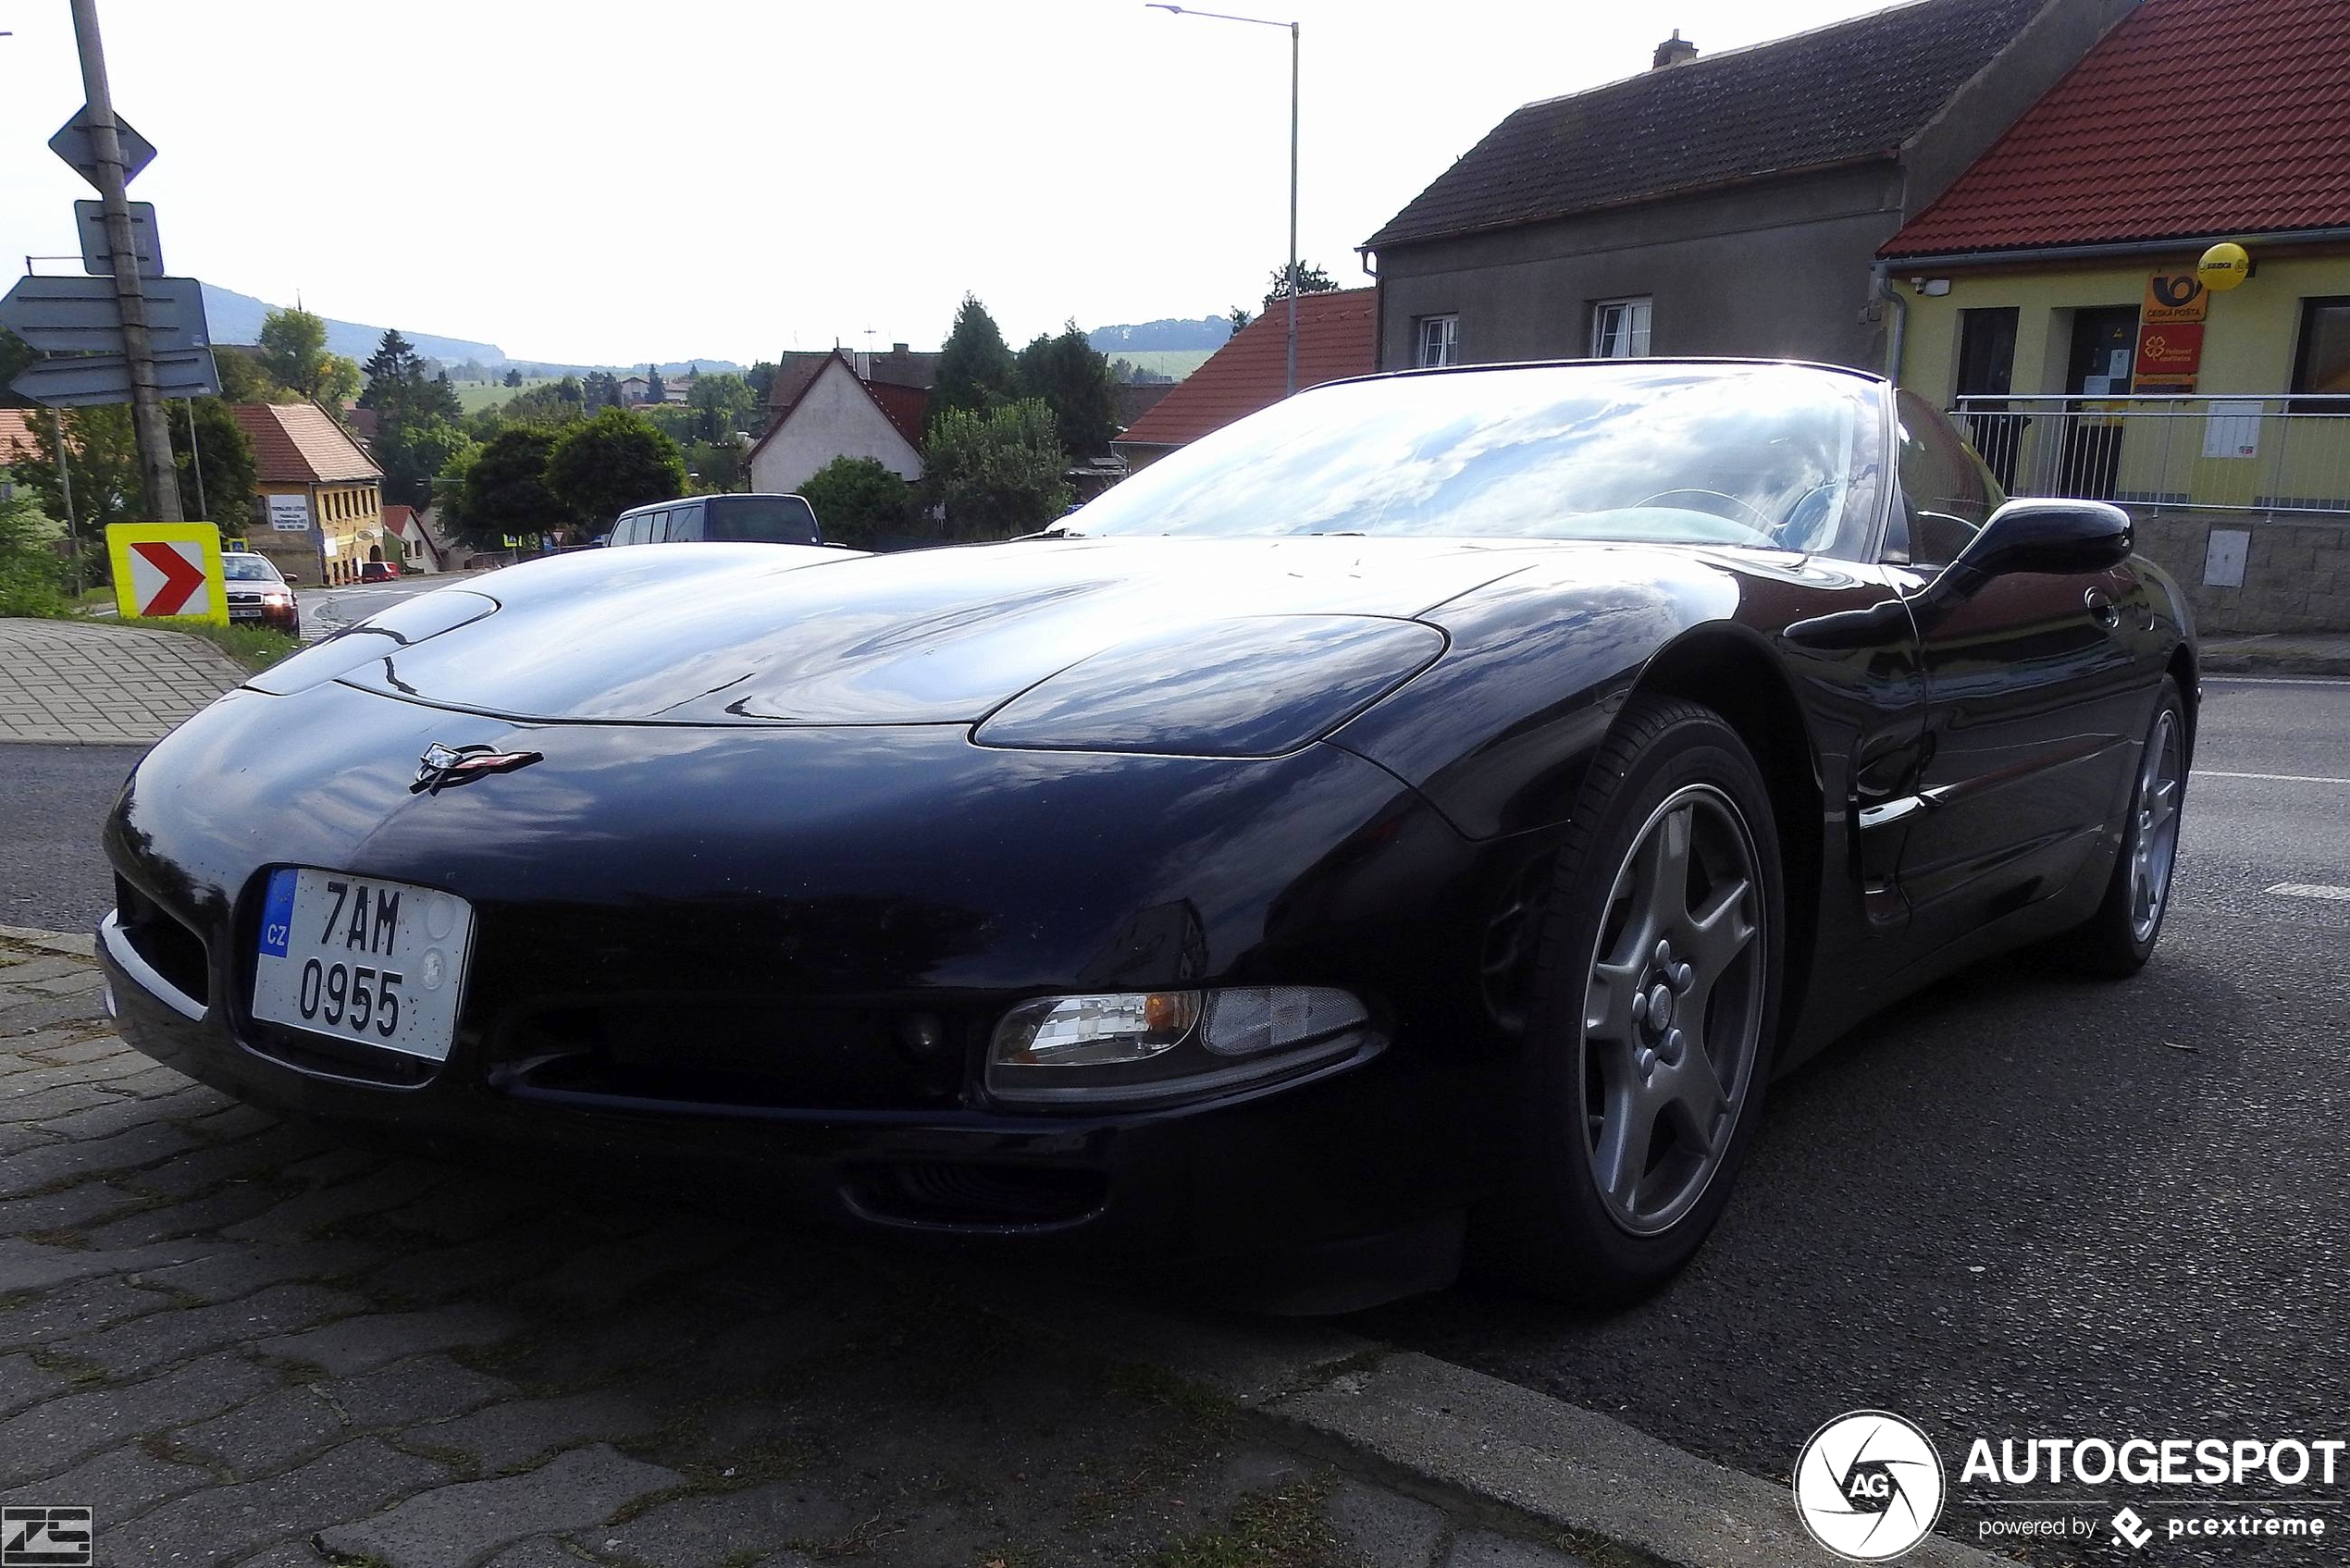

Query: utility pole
(68, 0), (182, 521)
(1285, 18), (1299, 398)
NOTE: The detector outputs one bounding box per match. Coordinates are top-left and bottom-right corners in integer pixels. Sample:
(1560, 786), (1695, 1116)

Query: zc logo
(0, 1507), (93, 1568)
(1794, 1412), (1947, 1561)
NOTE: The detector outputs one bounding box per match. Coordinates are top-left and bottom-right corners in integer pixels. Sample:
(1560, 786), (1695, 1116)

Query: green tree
(170, 399), (258, 531)
(798, 456), (912, 549)
(460, 426), (563, 548)
(1262, 260), (1341, 307)
(1228, 304), (1255, 333)
(544, 406), (686, 532)
(358, 329), (420, 409)
(255, 307), (356, 406)
(208, 347), (283, 403)
(687, 373), (755, 442)
(377, 416), (475, 511)
(1015, 324), (1118, 460)
(501, 367), (524, 389)
(921, 399), (1070, 538)
(0, 489), (69, 617)
(0, 329), (36, 409)
(646, 365), (667, 404)
(930, 295), (1017, 426)
(9, 404), (139, 541)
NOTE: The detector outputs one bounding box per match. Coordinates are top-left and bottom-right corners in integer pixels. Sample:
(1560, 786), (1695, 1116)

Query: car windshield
(1074, 363), (1886, 557)
(221, 555), (279, 581)
(710, 496), (821, 544)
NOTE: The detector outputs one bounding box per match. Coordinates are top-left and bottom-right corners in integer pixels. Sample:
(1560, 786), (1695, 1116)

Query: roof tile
(1885, 0), (2350, 255)
(1368, 0), (2051, 251)
(1114, 290), (1377, 450)
(229, 402), (382, 485)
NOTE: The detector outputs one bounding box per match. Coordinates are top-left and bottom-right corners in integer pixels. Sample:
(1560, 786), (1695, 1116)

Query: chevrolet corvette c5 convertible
(97, 361), (2195, 1310)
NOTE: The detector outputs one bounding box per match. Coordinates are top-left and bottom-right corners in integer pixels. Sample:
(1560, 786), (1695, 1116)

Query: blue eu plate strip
(258, 869), (297, 958)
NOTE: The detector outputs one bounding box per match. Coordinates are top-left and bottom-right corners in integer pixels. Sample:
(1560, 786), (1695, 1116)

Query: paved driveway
(0, 621), (246, 747)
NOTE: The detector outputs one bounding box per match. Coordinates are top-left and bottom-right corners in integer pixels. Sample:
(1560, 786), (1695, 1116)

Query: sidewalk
(2199, 630), (2350, 678)
(0, 619), (248, 747)
(0, 928), (2004, 1568)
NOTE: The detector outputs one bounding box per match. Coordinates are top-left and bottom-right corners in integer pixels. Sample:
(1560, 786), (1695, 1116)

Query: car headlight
(245, 589), (496, 695)
(985, 985), (1378, 1106)
(972, 615), (1443, 758)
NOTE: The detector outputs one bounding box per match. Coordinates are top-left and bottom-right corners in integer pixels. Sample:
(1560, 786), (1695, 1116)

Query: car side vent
(843, 1161), (1107, 1231)
(113, 875), (211, 1007)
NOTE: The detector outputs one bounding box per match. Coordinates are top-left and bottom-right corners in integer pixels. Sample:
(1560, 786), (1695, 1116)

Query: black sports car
(98, 361), (2195, 1310)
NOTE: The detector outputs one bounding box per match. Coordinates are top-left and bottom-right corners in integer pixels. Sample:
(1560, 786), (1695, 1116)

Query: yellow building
(1877, 0), (2350, 634)
(229, 402), (386, 587)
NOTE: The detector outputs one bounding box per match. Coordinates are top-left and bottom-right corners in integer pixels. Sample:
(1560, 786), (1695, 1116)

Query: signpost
(104, 522), (227, 623)
(9, 349), (218, 406)
(47, 108), (154, 186)
(74, 200), (160, 277)
(0, 275), (210, 355)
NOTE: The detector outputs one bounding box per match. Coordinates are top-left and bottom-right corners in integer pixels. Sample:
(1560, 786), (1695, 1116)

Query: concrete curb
(0, 925), (96, 957)
(2202, 651), (2350, 678)
(954, 1267), (2006, 1568)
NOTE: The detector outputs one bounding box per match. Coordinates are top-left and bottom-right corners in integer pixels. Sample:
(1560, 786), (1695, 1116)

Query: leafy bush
(921, 400), (1071, 538)
(798, 457), (913, 548)
(0, 491), (69, 618)
(546, 408), (687, 532)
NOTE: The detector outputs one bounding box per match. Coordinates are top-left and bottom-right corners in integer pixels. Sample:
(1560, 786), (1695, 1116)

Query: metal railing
(1948, 394), (2350, 519)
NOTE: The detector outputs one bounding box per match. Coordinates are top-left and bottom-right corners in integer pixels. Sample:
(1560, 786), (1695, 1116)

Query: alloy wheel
(1579, 784), (1768, 1237)
(2130, 709), (2184, 944)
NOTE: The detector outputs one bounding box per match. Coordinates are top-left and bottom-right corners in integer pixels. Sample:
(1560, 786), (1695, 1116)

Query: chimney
(892, 342), (909, 355)
(1652, 29), (1698, 68)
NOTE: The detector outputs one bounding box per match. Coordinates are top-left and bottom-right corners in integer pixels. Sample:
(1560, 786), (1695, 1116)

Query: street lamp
(1146, 3), (1300, 396)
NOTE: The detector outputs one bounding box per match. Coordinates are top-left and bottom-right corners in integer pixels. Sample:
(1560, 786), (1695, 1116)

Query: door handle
(2084, 587), (2121, 630)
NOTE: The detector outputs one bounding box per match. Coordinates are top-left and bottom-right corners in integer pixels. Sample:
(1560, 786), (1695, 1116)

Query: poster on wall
(2134, 271), (2210, 392)
(266, 493), (311, 533)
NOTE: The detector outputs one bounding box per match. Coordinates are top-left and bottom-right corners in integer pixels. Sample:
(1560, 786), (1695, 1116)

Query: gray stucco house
(1362, 0), (2140, 375)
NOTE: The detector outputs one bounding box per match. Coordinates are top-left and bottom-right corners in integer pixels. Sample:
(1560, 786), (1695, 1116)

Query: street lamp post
(1146, 4), (1300, 396)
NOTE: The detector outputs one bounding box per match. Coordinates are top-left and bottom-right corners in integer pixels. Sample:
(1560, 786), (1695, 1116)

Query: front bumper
(99, 681), (1527, 1300)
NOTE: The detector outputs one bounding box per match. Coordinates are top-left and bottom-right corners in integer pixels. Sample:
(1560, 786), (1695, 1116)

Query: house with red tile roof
(0, 409), (52, 521)
(229, 401), (385, 586)
(1362, 0), (2136, 375)
(1111, 290), (1377, 468)
(1879, 0), (2350, 634)
(745, 348), (931, 495)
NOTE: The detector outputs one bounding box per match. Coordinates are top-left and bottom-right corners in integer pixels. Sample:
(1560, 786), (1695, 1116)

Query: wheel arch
(1627, 624), (1824, 1045)
(2167, 640), (2200, 760)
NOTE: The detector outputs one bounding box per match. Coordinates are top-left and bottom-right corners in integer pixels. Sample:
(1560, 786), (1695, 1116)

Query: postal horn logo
(1794, 1410), (1947, 1562)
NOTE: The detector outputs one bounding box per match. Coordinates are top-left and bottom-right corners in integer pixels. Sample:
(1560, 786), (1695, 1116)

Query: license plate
(250, 869), (475, 1061)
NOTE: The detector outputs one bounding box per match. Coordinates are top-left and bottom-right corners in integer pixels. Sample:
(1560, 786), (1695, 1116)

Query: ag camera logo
(1794, 1411), (1947, 1561)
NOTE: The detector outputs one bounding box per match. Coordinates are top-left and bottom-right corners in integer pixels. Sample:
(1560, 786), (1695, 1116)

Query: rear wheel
(2053, 676), (2187, 978)
(1473, 698), (1784, 1304)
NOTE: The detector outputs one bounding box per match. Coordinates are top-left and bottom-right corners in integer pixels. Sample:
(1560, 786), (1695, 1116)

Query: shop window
(2291, 298), (2350, 410)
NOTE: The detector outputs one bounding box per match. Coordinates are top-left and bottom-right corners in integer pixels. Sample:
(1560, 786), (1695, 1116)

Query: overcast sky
(3, 0), (1901, 366)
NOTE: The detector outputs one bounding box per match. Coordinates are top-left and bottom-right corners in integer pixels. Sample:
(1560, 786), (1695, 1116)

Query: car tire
(2051, 675), (2189, 979)
(1471, 697), (1785, 1306)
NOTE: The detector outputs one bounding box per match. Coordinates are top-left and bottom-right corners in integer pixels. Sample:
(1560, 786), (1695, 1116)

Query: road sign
(105, 522), (227, 623)
(50, 107), (155, 189)
(75, 200), (162, 277)
(8, 347), (218, 407)
(0, 275), (208, 355)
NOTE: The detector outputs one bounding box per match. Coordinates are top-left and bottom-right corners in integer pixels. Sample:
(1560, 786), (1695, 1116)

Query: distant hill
(199, 284), (505, 367)
(1089, 317), (1234, 353)
(196, 283), (741, 379)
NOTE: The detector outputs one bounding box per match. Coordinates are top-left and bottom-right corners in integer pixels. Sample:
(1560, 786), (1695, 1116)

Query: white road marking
(2266, 883), (2350, 902)
(2203, 675), (2350, 687)
(2195, 770), (2350, 785)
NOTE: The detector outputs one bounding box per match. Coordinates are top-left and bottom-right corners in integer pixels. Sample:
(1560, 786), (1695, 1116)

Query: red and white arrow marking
(127, 540), (209, 617)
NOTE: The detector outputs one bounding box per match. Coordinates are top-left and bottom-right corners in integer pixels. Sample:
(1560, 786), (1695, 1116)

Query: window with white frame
(1591, 297), (1652, 359)
(1416, 315), (1461, 368)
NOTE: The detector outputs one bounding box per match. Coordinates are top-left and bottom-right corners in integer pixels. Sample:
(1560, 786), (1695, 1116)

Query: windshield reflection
(1078, 364), (1884, 558)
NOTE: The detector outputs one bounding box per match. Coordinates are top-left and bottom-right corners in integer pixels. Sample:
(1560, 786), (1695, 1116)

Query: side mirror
(1954, 498), (2133, 582)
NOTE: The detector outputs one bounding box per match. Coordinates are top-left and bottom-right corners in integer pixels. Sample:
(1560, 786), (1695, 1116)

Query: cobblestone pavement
(0, 929), (1596, 1568)
(0, 621), (247, 746)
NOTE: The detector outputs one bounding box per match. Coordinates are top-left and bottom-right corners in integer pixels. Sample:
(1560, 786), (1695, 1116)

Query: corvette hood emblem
(413, 742), (543, 795)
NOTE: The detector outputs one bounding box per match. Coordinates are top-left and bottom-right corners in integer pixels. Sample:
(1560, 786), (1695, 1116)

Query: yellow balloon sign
(2198, 241), (2251, 292)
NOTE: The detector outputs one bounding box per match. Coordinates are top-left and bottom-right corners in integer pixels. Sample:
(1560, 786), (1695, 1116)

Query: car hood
(334, 537), (1558, 726)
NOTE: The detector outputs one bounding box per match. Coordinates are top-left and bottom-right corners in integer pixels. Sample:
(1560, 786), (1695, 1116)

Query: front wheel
(1472, 698), (1785, 1304)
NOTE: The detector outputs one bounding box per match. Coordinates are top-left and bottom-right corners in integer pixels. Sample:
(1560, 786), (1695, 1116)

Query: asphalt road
(1, 673), (2343, 1564)
(1356, 675), (2350, 1567)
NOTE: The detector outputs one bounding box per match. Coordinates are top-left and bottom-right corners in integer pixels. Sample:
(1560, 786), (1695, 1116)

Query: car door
(1886, 392), (2146, 951)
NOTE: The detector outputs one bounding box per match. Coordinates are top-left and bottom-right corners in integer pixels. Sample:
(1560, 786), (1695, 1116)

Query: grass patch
(1148, 1478), (1346, 1568)
(122, 617), (300, 671)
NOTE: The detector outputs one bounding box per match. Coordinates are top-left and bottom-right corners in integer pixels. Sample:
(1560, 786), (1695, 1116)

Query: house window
(2291, 297), (2350, 408)
(1416, 315), (1460, 368)
(1591, 298), (1652, 359)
